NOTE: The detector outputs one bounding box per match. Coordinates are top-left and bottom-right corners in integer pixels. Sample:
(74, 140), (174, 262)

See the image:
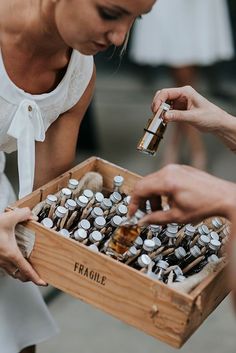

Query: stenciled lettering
(74, 262), (107, 286)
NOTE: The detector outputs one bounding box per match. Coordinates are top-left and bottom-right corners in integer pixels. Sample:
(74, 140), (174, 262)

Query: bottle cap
(41, 217), (53, 229)
(134, 236), (143, 248)
(209, 239), (221, 251)
(88, 244), (99, 252)
(83, 189), (94, 200)
(198, 234), (210, 247)
(55, 206), (67, 218)
(77, 195), (89, 208)
(212, 217), (223, 229)
(146, 200), (152, 213)
(210, 231), (220, 241)
(161, 102), (171, 111)
(117, 204), (128, 216)
(174, 247), (186, 260)
(78, 219), (91, 231)
(198, 224), (210, 235)
(149, 224), (162, 235)
(68, 179), (79, 190)
(94, 216), (106, 229)
(184, 224), (196, 236)
(166, 226), (178, 238)
(152, 237), (162, 249)
(91, 207), (104, 218)
(127, 246), (138, 257)
(208, 254), (219, 263)
(59, 229), (70, 237)
(95, 192), (104, 203)
(61, 188), (72, 198)
(138, 254), (151, 268)
(110, 215), (123, 227)
(65, 199), (77, 211)
(123, 196), (131, 206)
(101, 198), (112, 210)
(157, 260), (169, 270)
(134, 209), (146, 220)
(110, 192), (122, 204)
(89, 231), (103, 243)
(74, 228), (87, 241)
(143, 239), (155, 252)
(46, 194), (57, 205)
(113, 175), (124, 187)
(190, 245), (201, 258)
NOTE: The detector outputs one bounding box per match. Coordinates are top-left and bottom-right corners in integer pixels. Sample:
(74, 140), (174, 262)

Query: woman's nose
(108, 28), (128, 47)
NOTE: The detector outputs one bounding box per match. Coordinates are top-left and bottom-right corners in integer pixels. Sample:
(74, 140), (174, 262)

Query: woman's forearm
(215, 112), (236, 152)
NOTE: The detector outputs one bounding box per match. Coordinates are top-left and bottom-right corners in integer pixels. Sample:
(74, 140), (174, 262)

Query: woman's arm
(34, 65), (96, 189)
(152, 86), (236, 151)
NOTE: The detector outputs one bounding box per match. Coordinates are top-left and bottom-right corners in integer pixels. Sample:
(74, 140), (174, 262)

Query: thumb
(8, 207), (32, 226)
(164, 109), (191, 123)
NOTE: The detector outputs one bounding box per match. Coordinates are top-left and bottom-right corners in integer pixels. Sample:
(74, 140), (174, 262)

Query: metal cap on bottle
(149, 224), (162, 235)
(184, 224), (196, 236)
(207, 254), (220, 263)
(59, 229), (70, 237)
(174, 247), (187, 260)
(88, 244), (99, 252)
(166, 226), (178, 238)
(110, 192), (122, 204)
(209, 239), (221, 251)
(137, 254), (152, 268)
(78, 219), (91, 231)
(76, 195), (89, 208)
(89, 231), (103, 243)
(68, 179), (79, 190)
(198, 234), (210, 247)
(134, 209), (146, 220)
(198, 224), (210, 235)
(209, 231), (220, 241)
(91, 207), (104, 218)
(116, 204), (128, 217)
(65, 199), (77, 211)
(94, 216), (106, 229)
(190, 245), (201, 258)
(113, 175), (124, 187)
(156, 260), (169, 270)
(45, 194), (57, 205)
(134, 236), (143, 249)
(74, 228), (87, 241)
(95, 192), (104, 203)
(41, 217), (53, 229)
(110, 215), (123, 228)
(83, 189), (94, 201)
(100, 198), (112, 210)
(173, 266), (183, 277)
(152, 237), (162, 249)
(212, 217), (223, 229)
(143, 239), (156, 252)
(123, 195), (131, 206)
(55, 206), (67, 218)
(127, 246), (138, 257)
(61, 188), (72, 198)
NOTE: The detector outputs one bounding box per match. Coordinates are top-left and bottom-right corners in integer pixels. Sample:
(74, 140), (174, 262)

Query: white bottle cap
(74, 228), (87, 241)
(91, 207), (104, 218)
(95, 192), (104, 203)
(65, 199), (77, 211)
(46, 194), (57, 205)
(117, 204), (128, 216)
(101, 198), (112, 210)
(89, 231), (103, 243)
(55, 206), (67, 218)
(174, 247), (186, 260)
(143, 239), (155, 252)
(110, 215), (123, 227)
(94, 216), (106, 229)
(83, 189), (94, 200)
(68, 179), (79, 190)
(41, 217), (53, 228)
(113, 175), (124, 187)
(138, 254), (151, 268)
(77, 195), (89, 208)
(78, 219), (91, 231)
(61, 188), (72, 198)
(190, 245), (201, 258)
(59, 229), (70, 238)
(110, 192), (122, 204)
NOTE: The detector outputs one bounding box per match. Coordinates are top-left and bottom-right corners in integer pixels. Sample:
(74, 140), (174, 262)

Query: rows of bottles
(33, 174), (229, 285)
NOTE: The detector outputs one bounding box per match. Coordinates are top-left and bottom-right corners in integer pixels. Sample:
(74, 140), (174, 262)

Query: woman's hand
(129, 164), (236, 225)
(152, 86), (230, 133)
(0, 208), (47, 286)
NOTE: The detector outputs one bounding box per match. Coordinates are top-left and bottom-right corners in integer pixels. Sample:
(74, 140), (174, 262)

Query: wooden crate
(10, 157), (230, 348)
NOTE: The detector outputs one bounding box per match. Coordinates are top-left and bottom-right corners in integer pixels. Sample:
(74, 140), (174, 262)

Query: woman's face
(53, 0), (156, 54)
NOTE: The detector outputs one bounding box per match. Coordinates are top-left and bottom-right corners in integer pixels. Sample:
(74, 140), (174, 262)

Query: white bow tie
(7, 99), (45, 199)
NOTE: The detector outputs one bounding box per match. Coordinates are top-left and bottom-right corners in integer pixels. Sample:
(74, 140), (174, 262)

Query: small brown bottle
(137, 102), (171, 155)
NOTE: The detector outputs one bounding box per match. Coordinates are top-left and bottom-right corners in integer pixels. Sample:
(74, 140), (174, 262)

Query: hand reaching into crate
(129, 164), (236, 225)
(0, 208), (47, 286)
(152, 86), (236, 152)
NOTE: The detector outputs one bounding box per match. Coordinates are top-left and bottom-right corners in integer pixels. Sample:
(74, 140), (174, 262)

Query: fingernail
(38, 280), (48, 286)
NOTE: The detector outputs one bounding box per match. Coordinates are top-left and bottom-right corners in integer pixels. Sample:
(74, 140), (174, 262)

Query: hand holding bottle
(0, 208), (47, 286)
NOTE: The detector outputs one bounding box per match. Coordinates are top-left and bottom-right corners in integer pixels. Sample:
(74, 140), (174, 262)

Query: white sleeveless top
(0, 49), (93, 201)
(0, 50), (93, 353)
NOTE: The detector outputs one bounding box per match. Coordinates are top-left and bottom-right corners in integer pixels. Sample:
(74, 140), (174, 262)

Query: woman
(0, 1), (155, 353)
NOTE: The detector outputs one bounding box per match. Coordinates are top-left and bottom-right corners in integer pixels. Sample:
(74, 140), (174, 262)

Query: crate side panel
(9, 189), (42, 209)
(29, 222), (192, 348)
